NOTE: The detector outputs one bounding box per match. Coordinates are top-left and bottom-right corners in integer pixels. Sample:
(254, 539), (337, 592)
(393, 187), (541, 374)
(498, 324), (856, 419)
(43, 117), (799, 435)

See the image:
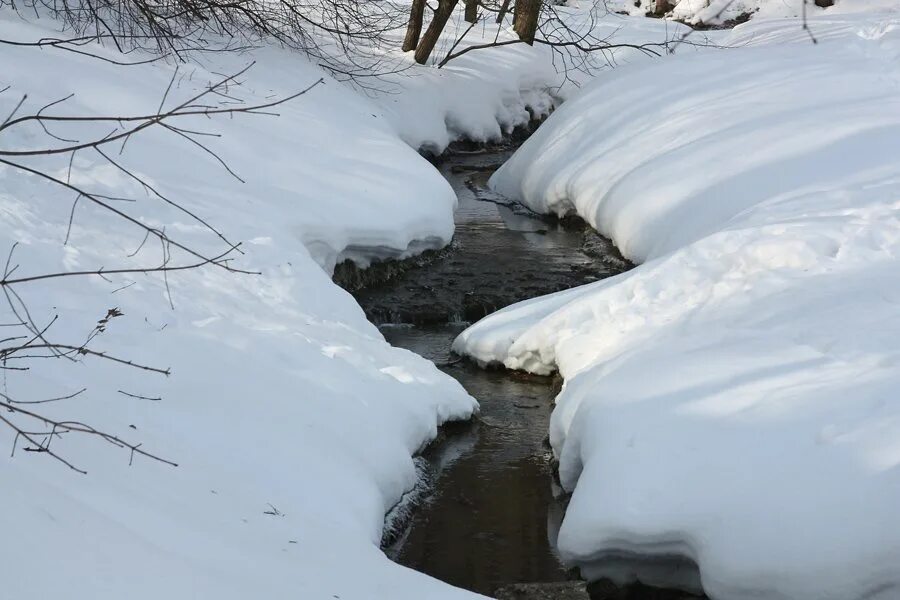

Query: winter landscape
(2, 0), (899, 598)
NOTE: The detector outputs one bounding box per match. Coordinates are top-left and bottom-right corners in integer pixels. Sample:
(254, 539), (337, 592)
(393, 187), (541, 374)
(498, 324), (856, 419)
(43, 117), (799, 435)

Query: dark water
(342, 149), (703, 599)
(341, 148), (623, 596)
(350, 150), (629, 327)
(382, 323), (570, 594)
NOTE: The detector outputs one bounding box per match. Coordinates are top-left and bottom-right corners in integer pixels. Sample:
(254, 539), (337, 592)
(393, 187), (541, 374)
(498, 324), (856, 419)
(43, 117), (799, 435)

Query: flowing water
(381, 322), (570, 593)
(338, 147), (703, 599)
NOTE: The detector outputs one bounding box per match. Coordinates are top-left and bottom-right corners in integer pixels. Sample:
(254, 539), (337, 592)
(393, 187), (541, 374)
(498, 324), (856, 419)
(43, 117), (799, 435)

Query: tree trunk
(402, 0), (427, 52)
(464, 0), (478, 23)
(414, 0), (460, 64)
(513, 0), (541, 45)
(653, 0), (672, 15)
(496, 0), (512, 23)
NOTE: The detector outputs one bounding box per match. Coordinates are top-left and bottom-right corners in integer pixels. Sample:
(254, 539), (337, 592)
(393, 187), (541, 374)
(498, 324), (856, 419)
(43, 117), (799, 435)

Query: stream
(336, 146), (703, 600)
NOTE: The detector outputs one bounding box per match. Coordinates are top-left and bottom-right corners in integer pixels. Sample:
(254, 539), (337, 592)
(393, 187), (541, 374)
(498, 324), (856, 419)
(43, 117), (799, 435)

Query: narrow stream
(381, 323), (569, 593)
(337, 146), (702, 599)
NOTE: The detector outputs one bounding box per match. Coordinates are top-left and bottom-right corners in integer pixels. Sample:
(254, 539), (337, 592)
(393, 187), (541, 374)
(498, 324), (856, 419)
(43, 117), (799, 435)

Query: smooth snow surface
(455, 14), (900, 600)
(0, 14), (486, 600)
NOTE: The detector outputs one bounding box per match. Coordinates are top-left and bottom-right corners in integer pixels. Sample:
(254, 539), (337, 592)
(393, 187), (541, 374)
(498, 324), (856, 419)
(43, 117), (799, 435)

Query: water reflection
(384, 324), (569, 595)
(360, 151), (701, 599)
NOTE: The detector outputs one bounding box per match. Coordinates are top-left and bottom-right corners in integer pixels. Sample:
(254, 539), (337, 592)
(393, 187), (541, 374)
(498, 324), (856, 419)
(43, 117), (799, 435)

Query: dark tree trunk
(414, 0), (460, 64)
(402, 0), (427, 52)
(464, 0), (478, 23)
(653, 0), (673, 15)
(513, 0), (541, 45)
(496, 0), (512, 23)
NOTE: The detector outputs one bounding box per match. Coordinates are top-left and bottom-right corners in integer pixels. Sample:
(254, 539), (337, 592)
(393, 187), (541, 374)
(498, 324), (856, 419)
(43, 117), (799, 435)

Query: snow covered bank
(372, 3), (686, 154)
(613, 0), (899, 27)
(454, 14), (900, 600)
(0, 13), (488, 600)
(0, 2), (698, 595)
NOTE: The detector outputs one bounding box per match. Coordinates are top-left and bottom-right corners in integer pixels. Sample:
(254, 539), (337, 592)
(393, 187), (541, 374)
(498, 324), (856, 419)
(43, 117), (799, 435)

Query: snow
(372, 3), (685, 154)
(671, 0), (823, 24)
(0, 4), (686, 597)
(7, 1), (899, 597)
(0, 13), (487, 600)
(1, 2), (680, 596)
(610, 0), (900, 26)
(454, 13), (900, 600)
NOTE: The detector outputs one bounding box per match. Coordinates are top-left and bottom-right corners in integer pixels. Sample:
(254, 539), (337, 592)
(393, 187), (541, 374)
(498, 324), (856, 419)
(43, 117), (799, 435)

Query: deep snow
(613, 0), (900, 25)
(0, 13), (484, 600)
(373, 3), (687, 153)
(6, 2), (897, 599)
(454, 12), (900, 600)
(0, 2), (682, 598)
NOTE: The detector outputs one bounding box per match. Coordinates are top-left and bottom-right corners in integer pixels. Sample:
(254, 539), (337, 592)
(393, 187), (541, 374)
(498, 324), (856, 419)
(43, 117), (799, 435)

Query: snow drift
(0, 4), (687, 597)
(454, 13), (900, 600)
(0, 13), (487, 600)
(614, 0), (900, 26)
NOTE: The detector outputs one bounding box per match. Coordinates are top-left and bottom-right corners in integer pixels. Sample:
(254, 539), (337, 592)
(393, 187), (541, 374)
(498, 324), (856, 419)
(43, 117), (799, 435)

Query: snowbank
(671, 0), (827, 24)
(373, 3), (686, 153)
(613, 0), (899, 26)
(0, 4), (694, 597)
(0, 14), (485, 600)
(455, 14), (900, 600)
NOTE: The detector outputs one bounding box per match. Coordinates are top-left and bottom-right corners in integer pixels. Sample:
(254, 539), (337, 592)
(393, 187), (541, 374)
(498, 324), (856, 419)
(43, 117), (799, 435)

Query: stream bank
(335, 146), (704, 600)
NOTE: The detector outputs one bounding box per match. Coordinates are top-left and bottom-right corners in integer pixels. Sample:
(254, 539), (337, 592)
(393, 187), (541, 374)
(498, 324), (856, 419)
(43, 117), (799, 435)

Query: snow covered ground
(374, 3), (685, 153)
(613, 0), (900, 26)
(0, 13), (486, 600)
(6, 2), (897, 599)
(0, 2), (681, 597)
(454, 11), (900, 600)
